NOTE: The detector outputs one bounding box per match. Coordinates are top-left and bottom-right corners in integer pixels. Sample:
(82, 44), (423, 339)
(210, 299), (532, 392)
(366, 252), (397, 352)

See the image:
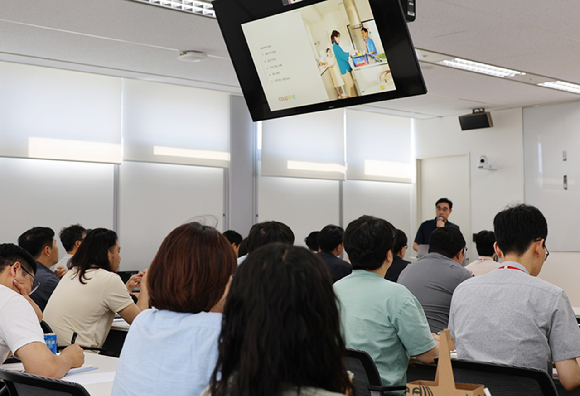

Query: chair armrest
(368, 385), (407, 391)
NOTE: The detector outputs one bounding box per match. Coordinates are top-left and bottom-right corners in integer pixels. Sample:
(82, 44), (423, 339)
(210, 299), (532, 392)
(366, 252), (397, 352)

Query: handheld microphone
(437, 216), (444, 222)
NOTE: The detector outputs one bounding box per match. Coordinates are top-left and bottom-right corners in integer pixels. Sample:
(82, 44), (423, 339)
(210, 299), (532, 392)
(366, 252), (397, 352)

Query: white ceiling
(2, 0), (580, 119)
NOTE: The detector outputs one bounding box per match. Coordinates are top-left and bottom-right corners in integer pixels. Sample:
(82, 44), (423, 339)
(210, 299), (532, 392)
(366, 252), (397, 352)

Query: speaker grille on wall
(459, 111), (493, 131)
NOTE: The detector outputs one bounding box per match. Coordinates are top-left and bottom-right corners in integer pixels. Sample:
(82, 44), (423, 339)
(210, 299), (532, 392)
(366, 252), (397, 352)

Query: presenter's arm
(118, 271), (149, 324)
(16, 342), (84, 378)
(412, 242), (419, 252)
(555, 358), (580, 391)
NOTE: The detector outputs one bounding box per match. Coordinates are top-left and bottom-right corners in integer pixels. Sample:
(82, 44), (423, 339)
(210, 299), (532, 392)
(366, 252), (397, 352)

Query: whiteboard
(524, 102), (580, 251)
(0, 157), (115, 256)
(118, 161), (224, 271)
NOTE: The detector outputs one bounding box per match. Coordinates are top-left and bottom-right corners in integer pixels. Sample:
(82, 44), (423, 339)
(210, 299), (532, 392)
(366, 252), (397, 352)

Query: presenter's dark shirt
(414, 218), (460, 245)
(385, 255), (410, 282)
(317, 251), (352, 283)
(31, 261), (60, 311)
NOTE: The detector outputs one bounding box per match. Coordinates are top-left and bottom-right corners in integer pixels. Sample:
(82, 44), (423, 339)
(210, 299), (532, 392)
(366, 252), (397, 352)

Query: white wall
(414, 108), (525, 256)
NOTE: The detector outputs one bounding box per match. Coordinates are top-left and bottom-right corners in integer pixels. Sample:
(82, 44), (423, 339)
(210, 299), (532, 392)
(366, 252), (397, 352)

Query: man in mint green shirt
(334, 215), (439, 393)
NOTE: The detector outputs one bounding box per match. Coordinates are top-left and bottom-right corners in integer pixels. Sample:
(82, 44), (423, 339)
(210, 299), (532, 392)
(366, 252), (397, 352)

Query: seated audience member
(113, 222), (236, 396)
(203, 243), (354, 396)
(43, 228), (149, 348)
(237, 237), (248, 258)
(223, 230), (243, 256)
(398, 226), (471, 333)
(317, 225), (352, 283)
(304, 231), (320, 252)
(18, 227), (60, 311)
(0, 244), (84, 377)
(334, 215), (438, 392)
(450, 204), (580, 391)
(237, 221), (295, 265)
(385, 229), (410, 282)
(465, 230), (498, 276)
(53, 224), (86, 277)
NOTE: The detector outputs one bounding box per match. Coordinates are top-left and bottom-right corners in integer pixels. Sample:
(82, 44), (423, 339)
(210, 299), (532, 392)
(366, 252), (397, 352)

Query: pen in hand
(71, 331), (77, 345)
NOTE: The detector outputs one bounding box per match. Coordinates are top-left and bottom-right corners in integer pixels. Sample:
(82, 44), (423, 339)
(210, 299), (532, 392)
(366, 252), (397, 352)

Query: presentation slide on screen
(242, 0), (396, 112)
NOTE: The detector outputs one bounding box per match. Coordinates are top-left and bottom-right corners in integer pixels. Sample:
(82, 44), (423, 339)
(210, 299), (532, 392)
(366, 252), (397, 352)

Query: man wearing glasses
(0, 244), (84, 377)
(450, 204), (580, 392)
(413, 197), (460, 253)
(17, 227), (60, 311)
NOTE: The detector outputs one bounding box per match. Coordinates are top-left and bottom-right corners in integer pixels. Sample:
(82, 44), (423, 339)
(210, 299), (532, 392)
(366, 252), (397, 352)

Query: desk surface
(78, 352), (118, 396)
(1, 351), (118, 396)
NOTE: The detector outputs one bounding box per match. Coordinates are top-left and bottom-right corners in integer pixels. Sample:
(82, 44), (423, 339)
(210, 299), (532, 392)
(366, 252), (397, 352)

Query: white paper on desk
(61, 371), (115, 385)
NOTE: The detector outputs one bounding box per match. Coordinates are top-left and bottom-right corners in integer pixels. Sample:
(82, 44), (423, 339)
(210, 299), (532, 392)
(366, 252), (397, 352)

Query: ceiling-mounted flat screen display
(214, 0), (426, 121)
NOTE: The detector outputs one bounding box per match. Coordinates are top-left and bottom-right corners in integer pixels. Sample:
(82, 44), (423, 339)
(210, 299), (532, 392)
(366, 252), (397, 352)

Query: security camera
(478, 155), (488, 169)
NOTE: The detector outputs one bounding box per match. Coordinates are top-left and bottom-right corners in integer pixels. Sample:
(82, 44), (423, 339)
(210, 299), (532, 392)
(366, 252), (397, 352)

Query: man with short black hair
(18, 227), (60, 311)
(334, 215), (438, 391)
(223, 230), (243, 256)
(465, 230), (498, 276)
(384, 229), (410, 282)
(238, 221), (295, 265)
(413, 197), (459, 252)
(450, 204), (580, 391)
(54, 224), (86, 276)
(0, 243), (84, 377)
(317, 225), (351, 283)
(398, 226), (472, 333)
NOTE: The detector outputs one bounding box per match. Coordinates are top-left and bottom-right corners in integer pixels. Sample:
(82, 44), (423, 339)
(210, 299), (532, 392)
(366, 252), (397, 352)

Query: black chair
(407, 358), (558, 396)
(40, 321), (53, 334)
(0, 368), (90, 396)
(344, 348), (407, 396)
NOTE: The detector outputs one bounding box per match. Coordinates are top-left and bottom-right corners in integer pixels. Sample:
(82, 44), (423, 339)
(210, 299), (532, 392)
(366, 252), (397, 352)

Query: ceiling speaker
(459, 110), (493, 131)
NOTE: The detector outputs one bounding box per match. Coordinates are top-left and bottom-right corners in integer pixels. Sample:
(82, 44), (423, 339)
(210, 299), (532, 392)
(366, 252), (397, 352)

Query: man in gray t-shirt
(450, 204), (580, 392)
(398, 227), (472, 333)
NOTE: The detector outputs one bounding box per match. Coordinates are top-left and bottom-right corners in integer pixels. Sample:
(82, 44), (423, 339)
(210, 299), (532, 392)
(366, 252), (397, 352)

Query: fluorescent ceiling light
(439, 58), (525, 78)
(29, 138), (122, 164)
(287, 160), (345, 174)
(364, 160), (412, 181)
(537, 81), (580, 94)
(154, 146), (230, 161)
(131, 0), (215, 17)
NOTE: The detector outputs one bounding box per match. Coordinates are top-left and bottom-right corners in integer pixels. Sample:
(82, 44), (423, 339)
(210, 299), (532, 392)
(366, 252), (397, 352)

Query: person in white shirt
(52, 224), (86, 278)
(0, 243), (84, 377)
(465, 230), (499, 276)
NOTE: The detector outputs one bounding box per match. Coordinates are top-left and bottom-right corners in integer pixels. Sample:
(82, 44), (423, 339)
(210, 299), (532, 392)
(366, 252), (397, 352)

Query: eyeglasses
(535, 238), (549, 261)
(16, 264), (41, 296)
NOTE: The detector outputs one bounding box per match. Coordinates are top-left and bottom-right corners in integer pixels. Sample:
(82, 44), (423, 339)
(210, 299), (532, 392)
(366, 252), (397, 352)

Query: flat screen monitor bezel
(214, 0), (426, 121)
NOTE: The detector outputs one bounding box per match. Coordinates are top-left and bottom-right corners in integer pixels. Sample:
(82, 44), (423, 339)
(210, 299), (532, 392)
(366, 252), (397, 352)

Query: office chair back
(406, 358), (558, 396)
(0, 368), (91, 396)
(344, 348), (406, 396)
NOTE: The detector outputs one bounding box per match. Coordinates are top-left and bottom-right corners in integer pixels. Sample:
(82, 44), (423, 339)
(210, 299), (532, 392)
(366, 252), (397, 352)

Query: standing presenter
(413, 198), (460, 252)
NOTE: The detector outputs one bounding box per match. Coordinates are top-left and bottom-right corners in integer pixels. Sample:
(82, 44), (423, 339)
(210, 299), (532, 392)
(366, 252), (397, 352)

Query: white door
(418, 155), (471, 262)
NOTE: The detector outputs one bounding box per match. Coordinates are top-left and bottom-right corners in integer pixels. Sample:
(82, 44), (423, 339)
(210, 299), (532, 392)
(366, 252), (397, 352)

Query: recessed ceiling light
(131, 0), (215, 18)
(537, 81), (580, 94)
(439, 58), (525, 78)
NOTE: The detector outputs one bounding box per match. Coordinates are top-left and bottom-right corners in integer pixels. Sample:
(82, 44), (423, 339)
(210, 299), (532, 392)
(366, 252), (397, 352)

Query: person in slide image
(321, 48), (347, 99)
(202, 243), (354, 396)
(113, 222), (237, 396)
(361, 28), (377, 56)
(330, 30), (358, 98)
